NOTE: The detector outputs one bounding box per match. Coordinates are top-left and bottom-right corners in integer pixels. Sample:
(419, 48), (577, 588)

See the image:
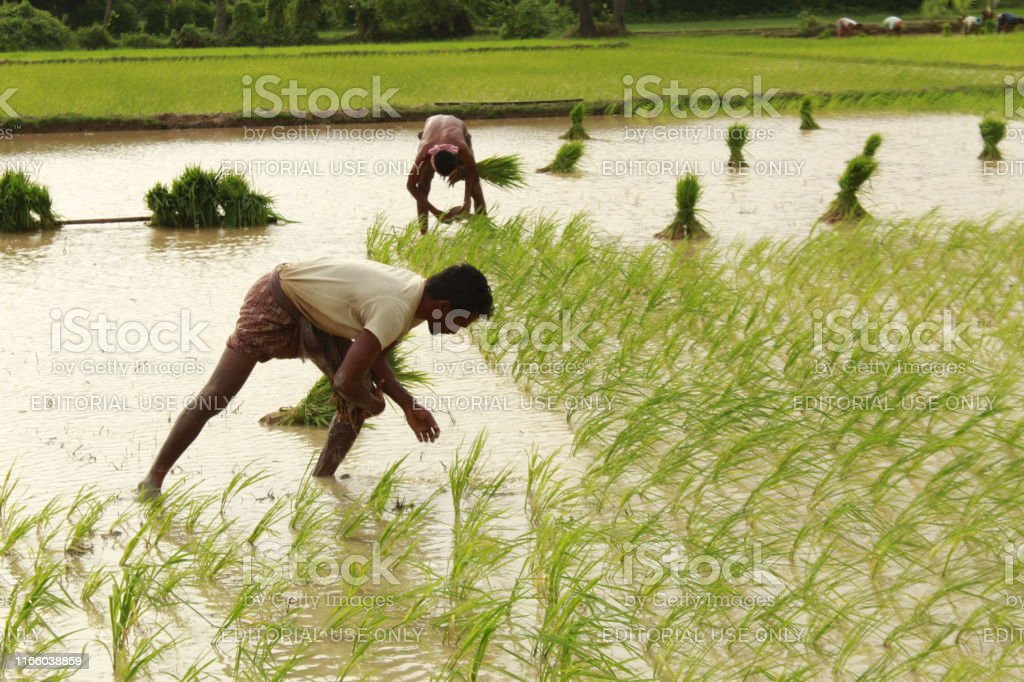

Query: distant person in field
(837, 17), (863, 37)
(408, 114), (486, 234)
(962, 15), (982, 33)
(137, 259), (493, 497)
(883, 16), (904, 34)
(998, 12), (1024, 31)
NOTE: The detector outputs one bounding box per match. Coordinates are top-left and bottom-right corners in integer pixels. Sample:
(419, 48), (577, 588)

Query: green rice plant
(863, 132), (883, 158)
(2, 560), (72, 655)
(367, 455), (407, 518)
(819, 153), (878, 224)
(218, 172), (278, 227)
(81, 567), (107, 604)
(146, 166), (279, 228)
(0, 170), (59, 233)
(799, 96), (821, 130)
(560, 101), (591, 140)
(246, 495), (289, 545)
(64, 489), (105, 556)
(979, 116), (1006, 161)
(654, 173), (709, 240)
(471, 154), (527, 190)
(727, 122), (749, 168)
(537, 141), (585, 174)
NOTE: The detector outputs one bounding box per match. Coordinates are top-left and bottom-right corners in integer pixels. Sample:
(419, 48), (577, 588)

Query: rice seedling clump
(799, 96), (821, 130)
(471, 154), (527, 189)
(862, 132), (882, 158)
(727, 123), (749, 169)
(978, 116), (1006, 161)
(655, 173), (709, 240)
(820, 134), (881, 224)
(537, 141), (585, 174)
(145, 166), (279, 228)
(560, 101), (590, 140)
(0, 170), (59, 233)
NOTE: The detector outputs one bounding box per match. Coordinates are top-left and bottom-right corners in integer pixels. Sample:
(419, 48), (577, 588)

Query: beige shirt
(278, 258), (426, 348)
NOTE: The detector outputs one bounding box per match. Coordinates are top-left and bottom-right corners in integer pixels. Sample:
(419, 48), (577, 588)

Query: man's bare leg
(138, 348), (257, 497)
(312, 412), (361, 478)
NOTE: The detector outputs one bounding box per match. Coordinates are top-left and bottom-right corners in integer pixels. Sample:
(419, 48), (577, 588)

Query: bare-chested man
(407, 115), (486, 234)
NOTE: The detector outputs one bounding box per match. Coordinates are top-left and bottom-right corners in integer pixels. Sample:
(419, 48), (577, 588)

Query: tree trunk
(215, 0), (228, 35)
(103, 0), (113, 28)
(613, 0), (627, 33)
(578, 0), (596, 37)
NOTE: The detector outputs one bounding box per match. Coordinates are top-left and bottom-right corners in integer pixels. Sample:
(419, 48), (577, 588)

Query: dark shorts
(226, 271), (300, 363)
(226, 269), (365, 430)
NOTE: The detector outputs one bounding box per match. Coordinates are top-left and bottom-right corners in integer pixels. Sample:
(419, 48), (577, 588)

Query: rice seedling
(819, 139), (880, 224)
(560, 101), (591, 140)
(218, 172), (278, 227)
(537, 141), (585, 174)
(146, 166), (279, 228)
(0, 170), (59, 233)
(367, 208), (1024, 679)
(654, 173), (709, 240)
(863, 132), (883, 158)
(799, 95), (821, 130)
(2, 560), (73, 656)
(470, 154), (527, 190)
(726, 122), (749, 168)
(978, 115), (1006, 161)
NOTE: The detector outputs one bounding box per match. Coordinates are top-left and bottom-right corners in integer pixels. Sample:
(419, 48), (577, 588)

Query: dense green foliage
(0, 171), (59, 233)
(145, 167), (278, 228)
(0, 1), (73, 52)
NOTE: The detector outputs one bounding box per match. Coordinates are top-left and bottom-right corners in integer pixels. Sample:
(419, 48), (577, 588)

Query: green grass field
(1, 30), (1022, 127)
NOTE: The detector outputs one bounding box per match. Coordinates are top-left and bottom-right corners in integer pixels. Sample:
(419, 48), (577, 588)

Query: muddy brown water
(0, 114), (1020, 678)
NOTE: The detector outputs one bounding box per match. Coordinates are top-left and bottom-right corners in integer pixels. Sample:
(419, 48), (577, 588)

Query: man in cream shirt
(139, 258), (493, 497)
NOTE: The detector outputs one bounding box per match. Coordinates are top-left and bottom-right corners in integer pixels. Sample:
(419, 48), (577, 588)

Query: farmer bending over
(962, 15), (982, 34)
(837, 17), (862, 37)
(998, 12), (1024, 31)
(883, 16), (904, 34)
(407, 114), (485, 234)
(138, 259), (493, 497)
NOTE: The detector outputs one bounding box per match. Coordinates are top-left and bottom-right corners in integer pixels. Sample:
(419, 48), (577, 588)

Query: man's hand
(405, 402), (440, 443)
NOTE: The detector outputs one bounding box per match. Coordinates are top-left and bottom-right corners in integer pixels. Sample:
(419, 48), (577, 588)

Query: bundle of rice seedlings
(146, 166), (279, 228)
(654, 174), (709, 240)
(979, 116), (1006, 161)
(469, 155), (526, 190)
(727, 123), (749, 169)
(217, 173), (278, 227)
(799, 96), (821, 130)
(262, 342), (430, 427)
(862, 133), (883, 158)
(561, 102), (591, 141)
(820, 154), (878, 224)
(537, 142), (585, 174)
(0, 170), (59, 233)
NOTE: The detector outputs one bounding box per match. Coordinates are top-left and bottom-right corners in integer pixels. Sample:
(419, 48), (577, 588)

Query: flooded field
(1, 114), (1022, 679)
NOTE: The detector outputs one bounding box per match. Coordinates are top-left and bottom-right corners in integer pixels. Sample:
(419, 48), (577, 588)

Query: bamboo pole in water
(57, 217), (150, 225)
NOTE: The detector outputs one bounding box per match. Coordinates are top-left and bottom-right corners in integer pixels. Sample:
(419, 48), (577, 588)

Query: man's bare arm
(335, 330), (387, 416)
(371, 350), (414, 413)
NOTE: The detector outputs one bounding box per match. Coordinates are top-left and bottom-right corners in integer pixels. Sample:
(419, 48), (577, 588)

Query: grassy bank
(1, 32), (1021, 130)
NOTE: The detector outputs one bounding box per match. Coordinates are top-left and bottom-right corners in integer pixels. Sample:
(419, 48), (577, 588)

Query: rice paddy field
(1, 30), (1024, 126)
(2, 22), (1024, 682)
